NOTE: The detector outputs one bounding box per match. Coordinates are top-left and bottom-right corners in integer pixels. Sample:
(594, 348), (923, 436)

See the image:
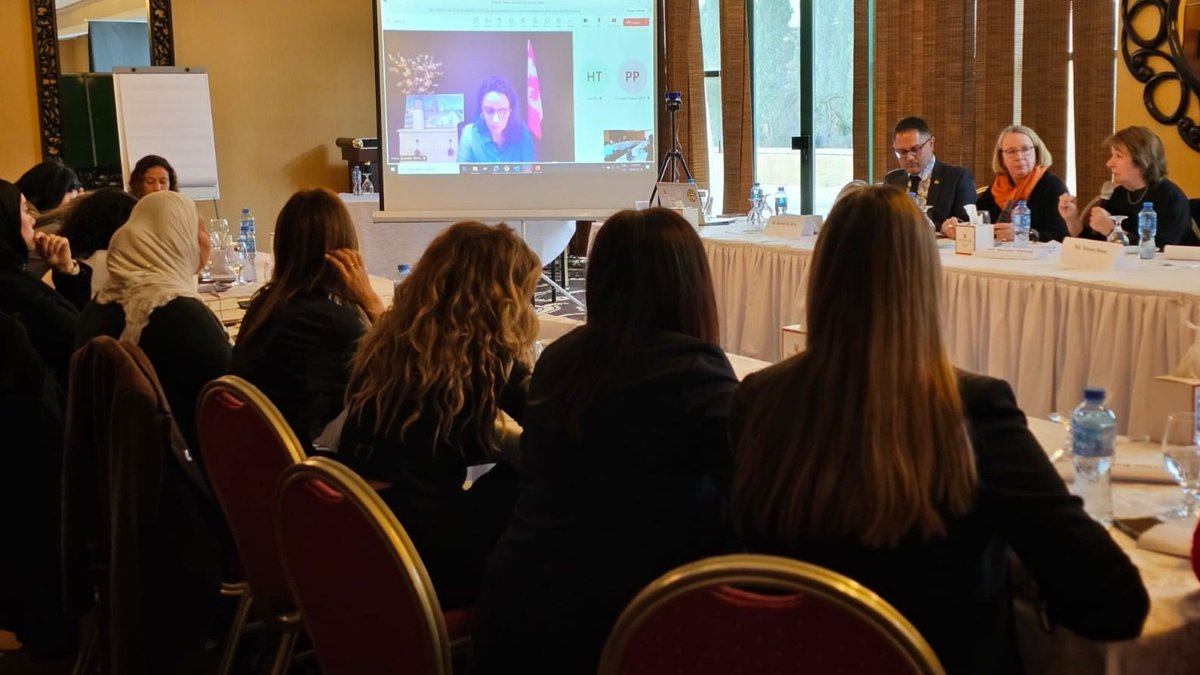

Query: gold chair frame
(197, 375), (309, 675)
(275, 456), (455, 675)
(597, 553), (946, 675)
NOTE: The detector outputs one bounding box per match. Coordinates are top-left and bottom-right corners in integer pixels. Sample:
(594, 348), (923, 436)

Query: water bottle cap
(1142, 202), (1153, 209)
(242, 208), (251, 215)
(1083, 386), (1105, 401)
(397, 264), (411, 273)
(1016, 199), (1026, 206)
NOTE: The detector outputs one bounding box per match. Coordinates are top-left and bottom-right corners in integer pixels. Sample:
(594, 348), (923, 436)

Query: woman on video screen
(458, 75), (536, 164)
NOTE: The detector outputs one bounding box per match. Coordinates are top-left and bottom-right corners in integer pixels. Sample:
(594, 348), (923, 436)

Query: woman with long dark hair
(471, 208), (737, 673)
(731, 186), (1148, 674)
(233, 188), (382, 449)
(339, 221), (540, 609)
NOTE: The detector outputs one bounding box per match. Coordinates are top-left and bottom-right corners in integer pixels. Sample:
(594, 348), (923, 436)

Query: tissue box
(781, 324), (807, 358)
(1144, 375), (1200, 441)
(955, 224), (994, 255)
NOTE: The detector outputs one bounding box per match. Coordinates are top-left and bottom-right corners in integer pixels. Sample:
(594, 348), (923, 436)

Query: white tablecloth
(338, 194), (576, 277)
(1023, 418), (1200, 675)
(702, 226), (1200, 434)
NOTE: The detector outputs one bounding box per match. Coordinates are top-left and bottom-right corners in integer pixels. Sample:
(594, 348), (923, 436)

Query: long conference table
(702, 226), (1200, 436)
(205, 254), (1197, 674)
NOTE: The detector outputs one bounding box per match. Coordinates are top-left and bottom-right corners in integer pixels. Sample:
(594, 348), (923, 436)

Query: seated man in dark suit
(883, 116), (976, 227)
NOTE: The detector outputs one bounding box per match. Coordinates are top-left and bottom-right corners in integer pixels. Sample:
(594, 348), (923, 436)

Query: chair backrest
(64, 336), (223, 675)
(598, 554), (945, 675)
(274, 457), (453, 675)
(196, 375), (307, 603)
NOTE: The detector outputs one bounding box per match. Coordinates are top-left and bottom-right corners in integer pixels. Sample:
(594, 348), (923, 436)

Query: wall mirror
(29, 0), (174, 183)
(1122, 0), (1200, 151)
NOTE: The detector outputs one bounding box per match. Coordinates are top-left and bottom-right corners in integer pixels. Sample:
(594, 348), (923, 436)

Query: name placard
(1059, 237), (1123, 270)
(765, 214), (821, 238)
(955, 224), (994, 255)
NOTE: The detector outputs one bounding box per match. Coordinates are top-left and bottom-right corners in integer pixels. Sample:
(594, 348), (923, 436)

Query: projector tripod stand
(649, 91), (693, 204)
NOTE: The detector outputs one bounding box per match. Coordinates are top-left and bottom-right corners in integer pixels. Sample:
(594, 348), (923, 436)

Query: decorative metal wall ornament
(1121, 0), (1200, 151)
(29, 0), (62, 159)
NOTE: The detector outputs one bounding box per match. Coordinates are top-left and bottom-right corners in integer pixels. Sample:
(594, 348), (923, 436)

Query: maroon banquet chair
(597, 554), (945, 675)
(195, 375), (309, 675)
(274, 456), (473, 675)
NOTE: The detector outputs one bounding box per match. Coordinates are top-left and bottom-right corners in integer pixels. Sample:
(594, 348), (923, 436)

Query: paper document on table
(1137, 520), (1194, 558)
(1163, 245), (1200, 261)
(1054, 443), (1175, 484)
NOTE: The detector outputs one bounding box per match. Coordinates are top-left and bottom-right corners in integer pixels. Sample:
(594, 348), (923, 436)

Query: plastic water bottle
(1137, 202), (1157, 260)
(351, 165), (363, 196)
(774, 186), (788, 215)
(238, 208), (256, 283)
(1071, 387), (1116, 525)
(1011, 200), (1030, 249)
(393, 264), (411, 288)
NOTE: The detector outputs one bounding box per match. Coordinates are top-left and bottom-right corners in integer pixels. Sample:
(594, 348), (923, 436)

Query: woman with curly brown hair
(128, 154), (178, 198)
(338, 220), (540, 609)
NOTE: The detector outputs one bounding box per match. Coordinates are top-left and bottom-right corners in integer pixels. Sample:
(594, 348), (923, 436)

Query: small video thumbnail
(604, 130), (653, 162)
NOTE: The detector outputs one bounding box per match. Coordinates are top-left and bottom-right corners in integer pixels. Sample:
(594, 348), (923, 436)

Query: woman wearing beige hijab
(76, 190), (230, 451)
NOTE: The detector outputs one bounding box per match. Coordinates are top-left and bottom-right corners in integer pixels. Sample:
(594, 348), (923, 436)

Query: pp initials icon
(619, 60), (647, 94)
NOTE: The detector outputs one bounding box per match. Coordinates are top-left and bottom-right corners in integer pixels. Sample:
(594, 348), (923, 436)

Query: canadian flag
(527, 40), (543, 139)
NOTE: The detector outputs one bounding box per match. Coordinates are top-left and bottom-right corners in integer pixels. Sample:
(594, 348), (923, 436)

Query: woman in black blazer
(731, 186), (1148, 675)
(232, 188), (382, 450)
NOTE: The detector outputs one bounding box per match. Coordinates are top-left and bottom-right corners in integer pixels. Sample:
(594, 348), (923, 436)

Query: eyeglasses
(1001, 145), (1035, 157)
(893, 136), (933, 158)
(482, 106), (511, 119)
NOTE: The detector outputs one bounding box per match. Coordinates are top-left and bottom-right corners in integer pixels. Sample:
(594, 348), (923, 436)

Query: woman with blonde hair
(233, 188), (382, 449)
(1059, 126), (1193, 247)
(731, 186), (1148, 675)
(945, 124), (1069, 242)
(338, 221), (540, 609)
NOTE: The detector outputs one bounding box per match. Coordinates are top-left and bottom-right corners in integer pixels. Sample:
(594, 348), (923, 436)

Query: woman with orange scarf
(973, 125), (1069, 242)
(944, 126), (1069, 241)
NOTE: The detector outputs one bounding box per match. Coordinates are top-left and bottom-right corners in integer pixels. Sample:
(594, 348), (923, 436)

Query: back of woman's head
(238, 188), (358, 342)
(732, 186), (975, 550)
(101, 190), (201, 291)
(587, 207), (719, 345)
(58, 188), (137, 258)
(16, 161), (82, 213)
(346, 221), (540, 445)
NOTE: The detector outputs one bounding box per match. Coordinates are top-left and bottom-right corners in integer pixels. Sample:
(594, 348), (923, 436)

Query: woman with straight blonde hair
(338, 221), (540, 609)
(233, 188), (382, 449)
(731, 186), (1148, 675)
(945, 124), (1069, 242)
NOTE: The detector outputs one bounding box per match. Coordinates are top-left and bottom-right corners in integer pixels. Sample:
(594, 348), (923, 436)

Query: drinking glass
(226, 241), (247, 285)
(209, 218), (231, 247)
(1107, 215), (1130, 246)
(1046, 411), (1071, 462)
(1161, 412), (1200, 519)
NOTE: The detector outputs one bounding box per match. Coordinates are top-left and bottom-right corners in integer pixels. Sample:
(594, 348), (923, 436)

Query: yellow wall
(1115, 8), (1200, 197)
(0, 3), (41, 181)
(173, 0), (376, 237)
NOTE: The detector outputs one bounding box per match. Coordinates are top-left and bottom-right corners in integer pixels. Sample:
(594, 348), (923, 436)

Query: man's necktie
(908, 174), (921, 196)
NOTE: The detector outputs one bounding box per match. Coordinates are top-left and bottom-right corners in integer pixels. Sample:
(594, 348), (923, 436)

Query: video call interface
(378, 0), (657, 177)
